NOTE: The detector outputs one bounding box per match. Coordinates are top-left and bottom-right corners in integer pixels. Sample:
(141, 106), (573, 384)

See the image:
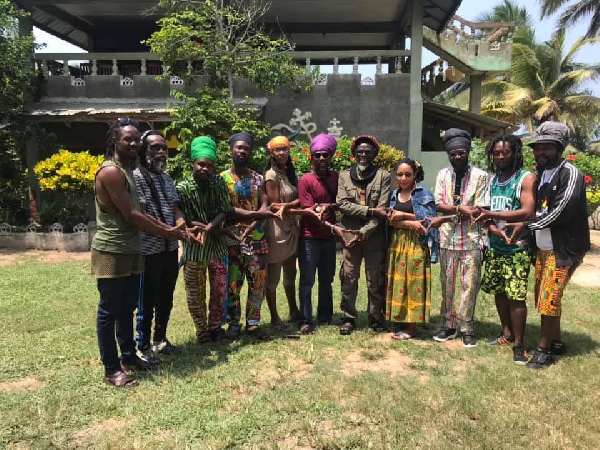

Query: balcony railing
(34, 50), (411, 87)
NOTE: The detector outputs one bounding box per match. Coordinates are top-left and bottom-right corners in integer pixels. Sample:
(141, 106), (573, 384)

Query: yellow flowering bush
(34, 150), (103, 192)
(587, 191), (600, 215)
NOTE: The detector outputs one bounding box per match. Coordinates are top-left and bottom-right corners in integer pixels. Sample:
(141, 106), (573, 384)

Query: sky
(33, 0), (599, 94)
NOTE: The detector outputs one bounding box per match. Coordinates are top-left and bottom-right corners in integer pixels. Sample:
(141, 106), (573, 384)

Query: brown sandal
(103, 371), (139, 388)
(246, 325), (271, 341)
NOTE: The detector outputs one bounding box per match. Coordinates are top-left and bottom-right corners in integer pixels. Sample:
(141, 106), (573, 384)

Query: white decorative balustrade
(34, 50), (411, 89)
(0, 222), (96, 252)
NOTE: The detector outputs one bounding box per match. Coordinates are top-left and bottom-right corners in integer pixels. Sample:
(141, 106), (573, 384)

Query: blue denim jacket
(389, 185), (440, 263)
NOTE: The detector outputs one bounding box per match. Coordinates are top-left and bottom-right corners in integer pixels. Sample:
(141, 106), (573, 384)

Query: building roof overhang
(15, 0), (462, 51)
(423, 100), (518, 140)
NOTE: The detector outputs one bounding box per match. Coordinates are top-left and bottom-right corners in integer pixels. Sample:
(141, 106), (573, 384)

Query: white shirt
(535, 168), (559, 251)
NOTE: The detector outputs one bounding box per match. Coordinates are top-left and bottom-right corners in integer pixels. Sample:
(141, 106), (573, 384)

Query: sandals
(271, 320), (291, 332)
(340, 320), (355, 336)
(197, 331), (212, 344)
(103, 371), (138, 388)
(120, 356), (155, 372)
(371, 322), (387, 333)
(392, 331), (414, 341)
(246, 325), (271, 341)
(300, 324), (315, 335)
(210, 327), (226, 342)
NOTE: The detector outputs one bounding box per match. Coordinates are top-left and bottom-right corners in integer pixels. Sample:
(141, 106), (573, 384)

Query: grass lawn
(1, 252), (600, 449)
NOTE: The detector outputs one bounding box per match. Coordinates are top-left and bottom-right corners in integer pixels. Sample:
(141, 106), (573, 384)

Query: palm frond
(547, 69), (600, 98)
(539, 0), (569, 19)
(557, 0), (600, 38)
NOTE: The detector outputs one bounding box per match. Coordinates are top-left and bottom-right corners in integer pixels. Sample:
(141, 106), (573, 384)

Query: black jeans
(97, 274), (140, 375)
(298, 238), (336, 325)
(136, 250), (179, 350)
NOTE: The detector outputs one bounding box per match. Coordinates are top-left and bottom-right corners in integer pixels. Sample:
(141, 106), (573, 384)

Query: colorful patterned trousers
(439, 248), (483, 333)
(225, 248), (267, 328)
(183, 256), (228, 338)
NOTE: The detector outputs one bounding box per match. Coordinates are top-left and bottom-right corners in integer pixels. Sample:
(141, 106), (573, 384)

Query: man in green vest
(473, 134), (536, 364)
(92, 118), (185, 388)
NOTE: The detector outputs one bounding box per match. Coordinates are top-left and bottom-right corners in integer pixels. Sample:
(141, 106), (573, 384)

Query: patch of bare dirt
(278, 436), (315, 450)
(341, 349), (417, 376)
(249, 357), (315, 390)
(71, 418), (126, 448)
(0, 376), (45, 392)
(570, 231), (600, 287)
(0, 249), (90, 266)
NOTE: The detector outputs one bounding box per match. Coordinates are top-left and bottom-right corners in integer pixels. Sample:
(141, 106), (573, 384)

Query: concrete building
(15, 0), (516, 188)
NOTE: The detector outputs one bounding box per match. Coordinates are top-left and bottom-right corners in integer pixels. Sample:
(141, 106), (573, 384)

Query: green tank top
(489, 169), (531, 255)
(91, 159), (141, 254)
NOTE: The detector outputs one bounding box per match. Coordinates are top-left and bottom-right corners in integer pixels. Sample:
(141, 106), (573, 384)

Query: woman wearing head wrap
(176, 136), (232, 344)
(263, 136), (302, 328)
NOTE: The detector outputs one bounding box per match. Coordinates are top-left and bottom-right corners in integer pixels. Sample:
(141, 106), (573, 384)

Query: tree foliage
(145, 0), (309, 182)
(0, 1), (38, 224)
(539, 0), (600, 39)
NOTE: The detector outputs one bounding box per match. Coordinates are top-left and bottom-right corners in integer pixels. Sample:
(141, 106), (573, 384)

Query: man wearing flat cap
(431, 128), (490, 348)
(505, 121), (590, 369)
(176, 136), (232, 344)
(337, 135), (391, 335)
(221, 132), (278, 340)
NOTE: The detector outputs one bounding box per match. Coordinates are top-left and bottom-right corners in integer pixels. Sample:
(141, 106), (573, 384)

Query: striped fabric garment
(176, 175), (231, 265)
(434, 166), (491, 251)
(133, 169), (179, 255)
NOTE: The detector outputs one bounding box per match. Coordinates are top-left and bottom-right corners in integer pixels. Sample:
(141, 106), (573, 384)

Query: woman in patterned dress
(375, 159), (438, 340)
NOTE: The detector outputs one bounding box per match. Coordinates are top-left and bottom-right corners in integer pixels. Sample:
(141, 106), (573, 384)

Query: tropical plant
(146, 0), (310, 184)
(480, 30), (600, 132)
(34, 150), (103, 192)
(539, 0), (600, 39)
(290, 139), (404, 175)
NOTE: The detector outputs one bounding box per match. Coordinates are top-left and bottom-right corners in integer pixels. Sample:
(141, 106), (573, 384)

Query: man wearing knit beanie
(430, 128), (490, 347)
(337, 135), (391, 335)
(176, 136), (232, 343)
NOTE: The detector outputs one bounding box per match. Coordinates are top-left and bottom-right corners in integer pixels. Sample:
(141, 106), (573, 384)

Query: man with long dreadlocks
(472, 134), (536, 364)
(133, 130), (184, 363)
(92, 118), (185, 388)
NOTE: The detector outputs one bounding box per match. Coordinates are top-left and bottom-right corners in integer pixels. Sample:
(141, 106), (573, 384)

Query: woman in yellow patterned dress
(379, 159), (438, 340)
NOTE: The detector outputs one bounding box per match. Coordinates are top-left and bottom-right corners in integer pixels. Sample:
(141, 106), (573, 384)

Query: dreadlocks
(486, 134), (523, 173)
(105, 118), (140, 159)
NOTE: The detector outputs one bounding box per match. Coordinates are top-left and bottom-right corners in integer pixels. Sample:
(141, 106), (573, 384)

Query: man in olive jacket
(337, 135), (391, 335)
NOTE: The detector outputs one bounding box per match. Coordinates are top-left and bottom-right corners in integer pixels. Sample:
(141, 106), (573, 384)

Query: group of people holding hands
(91, 117), (590, 388)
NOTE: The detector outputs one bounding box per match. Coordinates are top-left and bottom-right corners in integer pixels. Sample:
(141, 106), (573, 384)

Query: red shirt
(298, 170), (339, 240)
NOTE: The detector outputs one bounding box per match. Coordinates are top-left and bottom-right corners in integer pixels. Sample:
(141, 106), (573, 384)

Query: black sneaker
(152, 339), (181, 355)
(486, 333), (514, 346)
(550, 340), (567, 355)
(370, 322), (388, 333)
(526, 348), (555, 370)
(340, 320), (355, 336)
(462, 333), (477, 348)
(513, 345), (529, 365)
(433, 328), (457, 342)
(138, 347), (161, 366)
(210, 328), (226, 342)
(225, 325), (242, 340)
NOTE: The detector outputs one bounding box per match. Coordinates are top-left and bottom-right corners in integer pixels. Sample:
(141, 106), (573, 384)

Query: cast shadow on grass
(351, 310), (599, 357)
(154, 328), (297, 379)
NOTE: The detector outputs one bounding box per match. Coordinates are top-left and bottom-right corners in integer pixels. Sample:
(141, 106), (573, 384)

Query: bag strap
(316, 173), (336, 203)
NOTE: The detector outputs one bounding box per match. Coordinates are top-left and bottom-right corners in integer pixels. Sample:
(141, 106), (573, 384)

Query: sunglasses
(117, 117), (140, 128)
(313, 152), (331, 160)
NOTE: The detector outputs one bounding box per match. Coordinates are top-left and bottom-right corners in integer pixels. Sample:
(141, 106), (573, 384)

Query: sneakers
(462, 333), (477, 348)
(433, 328), (457, 342)
(550, 340), (567, 355)
(486, 333), (515, 346)
(512, 345), (529, 365)
(152, 339), (181, 355)
(526, 347), (555, 370)
(138, 347), (161, 366)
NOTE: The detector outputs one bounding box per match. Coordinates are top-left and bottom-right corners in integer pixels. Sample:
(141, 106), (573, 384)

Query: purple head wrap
(310, 134), (337, 155)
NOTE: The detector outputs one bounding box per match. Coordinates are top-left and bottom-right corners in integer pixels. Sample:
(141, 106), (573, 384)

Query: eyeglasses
(313, 152), (331, 160)
(448, 150), (468, 158)
(116, 117), (140, 128)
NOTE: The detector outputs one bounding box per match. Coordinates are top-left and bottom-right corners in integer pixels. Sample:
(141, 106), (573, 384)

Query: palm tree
(539, 0), (600, 39)
(481, 31), (600, 132)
